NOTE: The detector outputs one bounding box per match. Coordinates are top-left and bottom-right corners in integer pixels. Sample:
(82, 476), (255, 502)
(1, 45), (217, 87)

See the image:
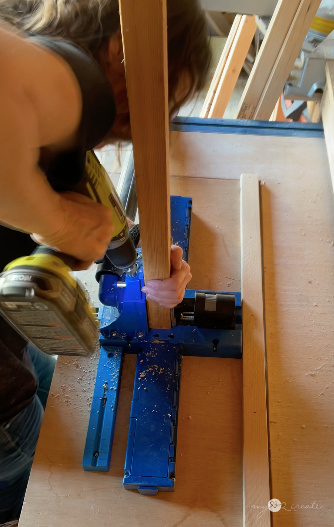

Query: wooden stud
(322, 61), (334, 193)
(240, 174), (271, 526)
(119, 0), (171, 329)
(236, 0), (322, 120)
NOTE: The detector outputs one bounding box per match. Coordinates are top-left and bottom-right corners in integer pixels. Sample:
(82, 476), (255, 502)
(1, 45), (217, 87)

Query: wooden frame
(236, 0), (322, 120)
(119, 0), (171, 329)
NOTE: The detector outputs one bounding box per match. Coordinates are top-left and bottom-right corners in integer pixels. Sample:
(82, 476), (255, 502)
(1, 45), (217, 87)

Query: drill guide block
(83, 196), (242, 494)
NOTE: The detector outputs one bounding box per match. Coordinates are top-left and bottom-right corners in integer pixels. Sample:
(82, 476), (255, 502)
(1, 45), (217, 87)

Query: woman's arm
(0, 24), (114, 266)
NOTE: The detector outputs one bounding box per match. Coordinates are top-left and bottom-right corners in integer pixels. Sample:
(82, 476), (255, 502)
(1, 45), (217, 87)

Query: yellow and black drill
(0, 151), (136, 356)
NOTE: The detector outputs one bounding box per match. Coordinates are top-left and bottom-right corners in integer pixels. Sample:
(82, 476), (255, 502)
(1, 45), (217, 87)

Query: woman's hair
(0, 0), (211, 138)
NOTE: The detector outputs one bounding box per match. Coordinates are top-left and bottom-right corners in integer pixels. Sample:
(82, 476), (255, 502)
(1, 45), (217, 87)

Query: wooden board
(241, 174), (270, 526)
(201, 15), (257, 119)
(120, 0), (171, 329)
(236, 0), (322, 120)
(200, 14), (241, 118)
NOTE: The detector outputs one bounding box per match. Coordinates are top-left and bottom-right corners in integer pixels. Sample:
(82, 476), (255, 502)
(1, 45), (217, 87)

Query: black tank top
(31, 35), (116, 189)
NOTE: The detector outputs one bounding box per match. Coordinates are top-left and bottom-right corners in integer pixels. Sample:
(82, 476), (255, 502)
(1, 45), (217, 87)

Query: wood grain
(200, 14), (242, 118)
(236, 0), (322, 120)
(201, 15), (257, 119)
(240, 174), (270, 526)
(119, 0), (171, 328)
(169, 131), (326, 181)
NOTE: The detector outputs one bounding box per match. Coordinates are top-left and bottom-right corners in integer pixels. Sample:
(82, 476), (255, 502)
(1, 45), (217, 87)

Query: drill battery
(0, 252), (98, 356)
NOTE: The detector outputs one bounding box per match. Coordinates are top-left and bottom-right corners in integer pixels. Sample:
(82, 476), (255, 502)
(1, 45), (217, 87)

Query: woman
(0, 0), (211, 522)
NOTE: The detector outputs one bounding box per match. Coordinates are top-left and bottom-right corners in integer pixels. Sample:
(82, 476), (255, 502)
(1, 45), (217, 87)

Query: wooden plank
(200, 15), (242, 118)
(321, 60), (334, 192)
(119, 0), (171, 329)
(207, 15), (257, 118)
(240, 174), (271, 526)
(236, 0), (322, 120)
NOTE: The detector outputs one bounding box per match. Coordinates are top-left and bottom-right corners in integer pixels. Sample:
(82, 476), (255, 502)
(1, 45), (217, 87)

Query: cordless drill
(0, 151), (136, 356)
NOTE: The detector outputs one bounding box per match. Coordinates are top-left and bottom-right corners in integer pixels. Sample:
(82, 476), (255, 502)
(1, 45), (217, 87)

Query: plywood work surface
(20, 130), (334, 527)
(19, 177), (243, 527)
(171, 131), (334, 527)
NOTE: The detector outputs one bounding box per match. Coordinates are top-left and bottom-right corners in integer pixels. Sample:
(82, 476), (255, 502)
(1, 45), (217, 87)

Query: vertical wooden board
(119, 0), (171, 328)
(240, 174), (271, 526)
(236, 0), (322, 120)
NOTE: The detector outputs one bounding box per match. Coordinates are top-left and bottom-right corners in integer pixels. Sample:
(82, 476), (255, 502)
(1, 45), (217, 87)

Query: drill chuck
(76, 151), (136, 270)
(105, 225), (136, 270)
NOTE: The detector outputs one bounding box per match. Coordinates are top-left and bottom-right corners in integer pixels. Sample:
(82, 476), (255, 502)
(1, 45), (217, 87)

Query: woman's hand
(32, 191), (114, 270)
(141, 245), (192, 308)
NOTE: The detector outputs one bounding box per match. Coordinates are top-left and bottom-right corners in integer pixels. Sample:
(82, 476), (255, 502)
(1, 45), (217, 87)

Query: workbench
(19, 119), (334, 527)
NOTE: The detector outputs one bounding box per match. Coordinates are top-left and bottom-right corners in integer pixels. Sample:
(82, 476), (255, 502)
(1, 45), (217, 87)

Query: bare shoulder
(0, 22), (82, 147)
